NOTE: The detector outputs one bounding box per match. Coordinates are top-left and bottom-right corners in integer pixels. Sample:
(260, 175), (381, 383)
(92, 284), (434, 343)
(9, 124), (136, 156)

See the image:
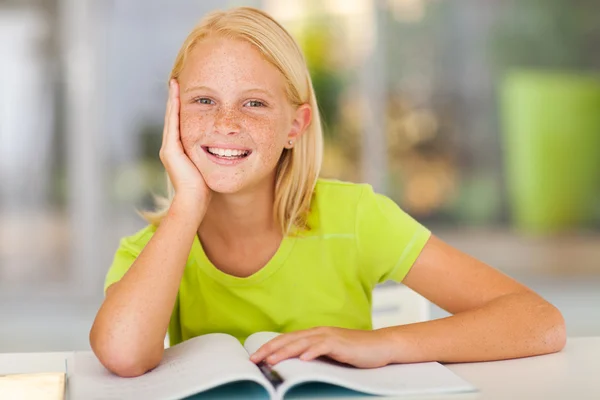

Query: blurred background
(1, 0), (599, 352)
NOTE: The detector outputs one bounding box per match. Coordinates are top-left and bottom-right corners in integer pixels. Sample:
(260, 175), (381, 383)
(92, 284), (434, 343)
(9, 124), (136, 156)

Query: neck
(198, 177), (280, 243)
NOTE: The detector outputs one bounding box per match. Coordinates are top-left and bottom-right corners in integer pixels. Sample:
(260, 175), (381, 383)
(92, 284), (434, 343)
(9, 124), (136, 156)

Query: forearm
(380, 291), (566, 364)
(90, 197), (204, 376)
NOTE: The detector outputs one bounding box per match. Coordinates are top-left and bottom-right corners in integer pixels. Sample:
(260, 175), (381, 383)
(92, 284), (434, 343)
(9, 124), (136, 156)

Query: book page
(70, 333), (273, 400)
(0, 372), (65, 400)
(244, 332), (476, 398)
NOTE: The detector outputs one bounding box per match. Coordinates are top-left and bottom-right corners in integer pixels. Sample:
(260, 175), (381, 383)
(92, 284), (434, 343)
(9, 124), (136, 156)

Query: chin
(202, 173), (247, 194)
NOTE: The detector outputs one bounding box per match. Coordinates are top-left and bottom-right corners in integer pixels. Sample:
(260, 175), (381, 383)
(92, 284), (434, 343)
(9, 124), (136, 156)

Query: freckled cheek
(179, 110), (211, 149)
(251, 120), (287, 166)
(250, 118), (286, 147)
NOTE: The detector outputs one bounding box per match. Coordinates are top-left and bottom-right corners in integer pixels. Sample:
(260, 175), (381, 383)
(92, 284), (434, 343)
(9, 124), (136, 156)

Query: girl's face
(177, 36), (310, 195)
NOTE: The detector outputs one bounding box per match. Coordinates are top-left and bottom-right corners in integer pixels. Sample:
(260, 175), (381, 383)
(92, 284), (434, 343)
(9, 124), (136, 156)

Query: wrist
(376, 326), (420, 364)
(170, 195), (208, 225)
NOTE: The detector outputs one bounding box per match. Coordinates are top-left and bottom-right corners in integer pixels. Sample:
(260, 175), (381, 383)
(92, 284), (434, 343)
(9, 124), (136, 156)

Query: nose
(214, 106), (241, 135)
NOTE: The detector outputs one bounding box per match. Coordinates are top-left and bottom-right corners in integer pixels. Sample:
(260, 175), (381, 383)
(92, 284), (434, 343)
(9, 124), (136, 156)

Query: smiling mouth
(202, 146), (252, 160)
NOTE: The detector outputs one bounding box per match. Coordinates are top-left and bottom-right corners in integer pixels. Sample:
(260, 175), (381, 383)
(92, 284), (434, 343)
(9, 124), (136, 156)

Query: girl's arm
(250, 234), (566, 368)
(89, 197), (204, 377)
(90, 80), (210, 377)
(381, 234), (566, 363)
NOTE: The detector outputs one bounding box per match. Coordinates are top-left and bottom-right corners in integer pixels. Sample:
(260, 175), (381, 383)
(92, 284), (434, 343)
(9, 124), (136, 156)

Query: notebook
(69, 332), (477, 399)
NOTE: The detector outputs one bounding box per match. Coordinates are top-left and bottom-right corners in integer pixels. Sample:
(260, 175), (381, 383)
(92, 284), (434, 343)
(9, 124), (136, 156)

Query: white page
(244, 332), (281, 356)
(244, 332), (477, 398)
(70, 333), (274, 400)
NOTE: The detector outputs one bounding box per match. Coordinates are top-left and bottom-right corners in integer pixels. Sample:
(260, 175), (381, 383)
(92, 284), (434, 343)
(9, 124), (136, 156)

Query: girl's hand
(250, 327), (394, 369)
(159, 79), (211, 211)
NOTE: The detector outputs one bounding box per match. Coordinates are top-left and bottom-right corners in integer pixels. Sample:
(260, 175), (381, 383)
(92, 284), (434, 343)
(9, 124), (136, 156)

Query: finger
(252, 330), (321, 362)
(265, 337), (316, 365)
(165, 79), (181, 148)
(250, 335), (296, 363)
(300, 341), (332, 361)
(162, 80), (174, 146)
(251, 330), (317, 363)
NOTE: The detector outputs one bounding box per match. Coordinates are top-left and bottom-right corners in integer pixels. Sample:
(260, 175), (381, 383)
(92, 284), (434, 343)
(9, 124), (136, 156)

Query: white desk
(1, 337), (598, 399)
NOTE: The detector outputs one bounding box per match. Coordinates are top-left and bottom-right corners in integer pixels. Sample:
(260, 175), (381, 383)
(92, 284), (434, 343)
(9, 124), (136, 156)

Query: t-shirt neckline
(191, 233), (297, 286)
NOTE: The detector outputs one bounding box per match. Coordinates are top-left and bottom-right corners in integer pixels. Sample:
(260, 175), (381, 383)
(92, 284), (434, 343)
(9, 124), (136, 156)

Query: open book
(69, 332), (476, 399)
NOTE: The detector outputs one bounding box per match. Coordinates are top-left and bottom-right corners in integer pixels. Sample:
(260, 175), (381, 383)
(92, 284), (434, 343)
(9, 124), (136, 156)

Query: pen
(257, 361), (284, 388)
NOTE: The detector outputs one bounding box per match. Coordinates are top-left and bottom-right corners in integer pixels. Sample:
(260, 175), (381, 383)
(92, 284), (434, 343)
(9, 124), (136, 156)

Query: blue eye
(246, 100), (265, 107)
(195, 98), (214, 105)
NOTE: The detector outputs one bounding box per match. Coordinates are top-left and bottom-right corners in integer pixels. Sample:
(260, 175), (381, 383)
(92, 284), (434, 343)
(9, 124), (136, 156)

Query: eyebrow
(183, 85), (212, 94)
(183, 85), (275, 98)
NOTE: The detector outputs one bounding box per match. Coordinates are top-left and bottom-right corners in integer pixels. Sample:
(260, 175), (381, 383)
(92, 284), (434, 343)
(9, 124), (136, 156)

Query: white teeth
(207, 147), (249, 157)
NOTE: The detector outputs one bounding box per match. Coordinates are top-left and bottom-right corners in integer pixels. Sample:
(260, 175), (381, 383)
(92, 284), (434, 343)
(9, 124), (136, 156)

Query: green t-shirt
(105, 179), (431, 346)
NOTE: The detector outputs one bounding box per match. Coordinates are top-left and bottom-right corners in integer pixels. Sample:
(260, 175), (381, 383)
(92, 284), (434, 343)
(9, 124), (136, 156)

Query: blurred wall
(0, 0), (598, 352)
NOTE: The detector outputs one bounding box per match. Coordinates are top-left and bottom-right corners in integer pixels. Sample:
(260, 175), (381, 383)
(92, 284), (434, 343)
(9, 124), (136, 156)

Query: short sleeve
(103, 225), (157, 293)
(104, 223), (183, 346)
(356, 185), (431, 285)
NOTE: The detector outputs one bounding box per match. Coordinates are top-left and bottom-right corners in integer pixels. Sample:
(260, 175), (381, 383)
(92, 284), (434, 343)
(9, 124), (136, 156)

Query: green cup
(501, 70), (600, 234)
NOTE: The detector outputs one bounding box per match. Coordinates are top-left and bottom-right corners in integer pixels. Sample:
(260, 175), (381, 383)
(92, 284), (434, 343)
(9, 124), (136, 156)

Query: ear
(285, 103), (312, 148)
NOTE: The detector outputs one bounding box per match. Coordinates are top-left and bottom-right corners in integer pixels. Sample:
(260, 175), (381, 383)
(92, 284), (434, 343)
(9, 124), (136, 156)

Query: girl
(90, 7), (565, 378)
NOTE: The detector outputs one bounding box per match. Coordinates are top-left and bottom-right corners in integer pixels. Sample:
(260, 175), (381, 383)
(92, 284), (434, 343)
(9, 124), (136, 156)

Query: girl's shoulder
(117, 224), (158, 255)
(311, 178), (415, 231)
(307, 179), (377, 234)
(313, 178), (383, 209)
(314, 178), (370, 201)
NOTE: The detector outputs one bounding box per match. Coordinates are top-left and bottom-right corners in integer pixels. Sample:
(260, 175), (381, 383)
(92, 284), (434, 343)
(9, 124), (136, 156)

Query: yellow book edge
(0, 372), (66, 400)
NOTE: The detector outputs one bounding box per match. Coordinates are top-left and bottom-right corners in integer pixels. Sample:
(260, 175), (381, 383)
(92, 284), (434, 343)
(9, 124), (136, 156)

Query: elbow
(90, 328), (162, 378)
(540, 303), (567, 354)
(100, 352), (155, 378)
(94, 345), (162, 378)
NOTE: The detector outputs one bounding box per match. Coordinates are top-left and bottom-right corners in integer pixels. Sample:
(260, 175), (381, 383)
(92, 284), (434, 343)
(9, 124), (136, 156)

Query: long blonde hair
(141, 7), (323, 235)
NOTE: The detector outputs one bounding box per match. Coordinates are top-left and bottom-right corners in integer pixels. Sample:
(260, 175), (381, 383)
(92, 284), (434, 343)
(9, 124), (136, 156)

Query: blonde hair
(141, 7), (323, 235)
